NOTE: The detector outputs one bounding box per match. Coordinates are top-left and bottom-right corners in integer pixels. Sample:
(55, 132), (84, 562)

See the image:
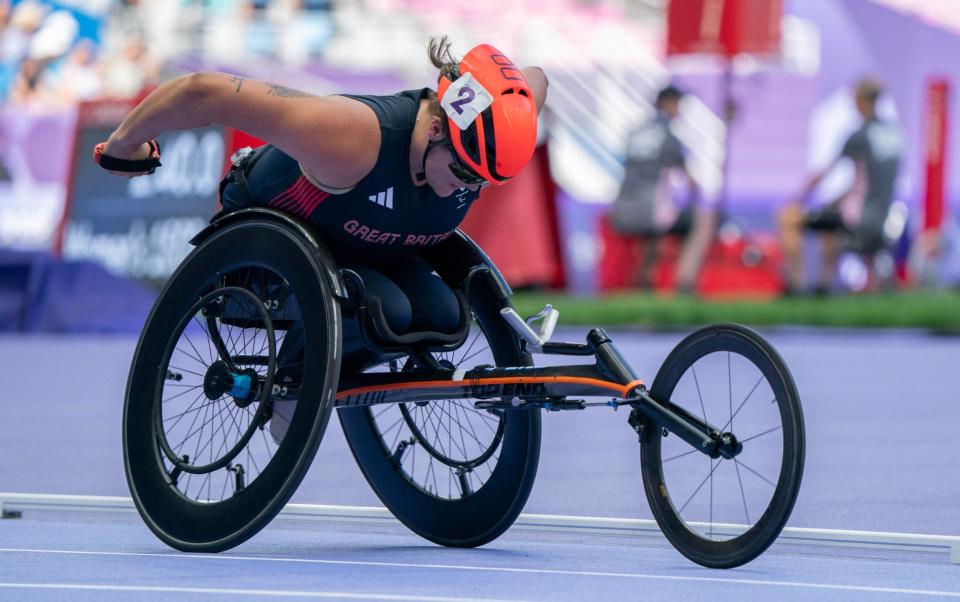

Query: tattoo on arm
(266, 83), (313, 98)
(230, 75), (245, 93)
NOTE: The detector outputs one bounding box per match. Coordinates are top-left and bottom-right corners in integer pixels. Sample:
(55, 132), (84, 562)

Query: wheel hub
(231, 368), (259, 408)
(415, 358), (456, 407)
(203, 361), (233, 400)
(715, 432), (743, 459)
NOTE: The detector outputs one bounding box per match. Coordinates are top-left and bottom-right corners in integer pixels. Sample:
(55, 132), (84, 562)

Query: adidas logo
(368, 187), (394, 209)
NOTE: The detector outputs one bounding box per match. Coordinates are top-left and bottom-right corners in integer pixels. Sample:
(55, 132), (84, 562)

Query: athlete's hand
(94, 137), (161, 177)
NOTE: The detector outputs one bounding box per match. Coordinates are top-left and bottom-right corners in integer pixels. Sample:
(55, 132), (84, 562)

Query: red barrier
(460, 145), (564, 289)
(225, 129), (266, 176)
(598, 214), (782, 298)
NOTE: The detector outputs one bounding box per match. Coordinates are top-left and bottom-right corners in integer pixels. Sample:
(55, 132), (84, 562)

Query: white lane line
(4, 494), (958, 561)
(1, 548), (959, 598)
(0, 584), (527, 601)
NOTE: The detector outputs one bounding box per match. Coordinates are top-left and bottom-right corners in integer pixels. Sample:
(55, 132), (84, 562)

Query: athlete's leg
(849, 218), (889, 292)
(777, 202), (806, 291)
(675, 206), (716, 293)
(816, 231), (841, 293)
(347, 264), (414, 334)
(806, 205), (846, 294)
(634, 237), (658, 289)
(386, 255), (461, 334)
(218, 180), (248, 212)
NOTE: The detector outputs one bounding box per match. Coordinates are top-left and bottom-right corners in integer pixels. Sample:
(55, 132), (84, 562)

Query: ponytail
(426, 35), (458, 128)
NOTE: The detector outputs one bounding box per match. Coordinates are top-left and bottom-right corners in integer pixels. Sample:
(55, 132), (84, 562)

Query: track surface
(1, 329), (958, 599)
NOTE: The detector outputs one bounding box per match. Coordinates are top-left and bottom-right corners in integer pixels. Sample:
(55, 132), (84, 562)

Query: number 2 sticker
(450, 87), (476, 115)
(441, 72), (493, 130)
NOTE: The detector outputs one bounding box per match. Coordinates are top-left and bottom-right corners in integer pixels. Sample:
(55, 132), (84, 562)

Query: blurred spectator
(99, 32), (159, 99)
(202, 0), (275, 63)
(0, 0), (11, 81)
(608, 85), (705, 293)
(1, 0), (341, 109)
(30, 9), (78, 59)
(5, 7), (104, 110)
(243, 0), (275, 60)
(10, 9), (82, 109)
(8, 56), (47, 106)
(277, 0), (334, 65)
(49, 38), (102, 103)
(777, 78), (903, 295)
(104, 0), (145, 43)
(1, 0), (46, 100)
(0, 0), (169, 106)
(0, 130), (9, 181)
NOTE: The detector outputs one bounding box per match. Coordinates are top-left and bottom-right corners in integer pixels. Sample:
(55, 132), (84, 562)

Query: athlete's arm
(103, 72), (380, 187)
(681, 165), (700, 204)
(794, 155), (843, 205)
(796, 125), (867, 205)
(521, 66), (548, 114)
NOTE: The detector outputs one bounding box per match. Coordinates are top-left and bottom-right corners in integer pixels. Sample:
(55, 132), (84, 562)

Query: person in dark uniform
(95, 36), (547, 335)
(778, 78), (902, 295)
(609, 85), (702, 292)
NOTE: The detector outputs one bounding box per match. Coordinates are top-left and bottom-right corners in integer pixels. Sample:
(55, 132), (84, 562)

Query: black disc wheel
(124, 220), (341, 552)
(640, 324), (805, 568)
(339, 285), (541, 548)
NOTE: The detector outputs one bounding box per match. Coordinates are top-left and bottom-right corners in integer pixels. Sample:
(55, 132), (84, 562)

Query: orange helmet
(437, 44), (538, 185)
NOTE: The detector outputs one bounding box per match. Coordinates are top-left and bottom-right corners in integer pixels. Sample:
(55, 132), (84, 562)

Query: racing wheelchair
(123, 207), (805, 569)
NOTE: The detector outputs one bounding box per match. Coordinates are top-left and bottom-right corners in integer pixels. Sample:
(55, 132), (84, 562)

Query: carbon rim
(655, 349), (786, 541)
(643, 325), (802, 561)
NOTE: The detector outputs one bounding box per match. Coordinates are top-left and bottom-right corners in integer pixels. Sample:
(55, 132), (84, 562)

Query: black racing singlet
(222, 88), (481, 261)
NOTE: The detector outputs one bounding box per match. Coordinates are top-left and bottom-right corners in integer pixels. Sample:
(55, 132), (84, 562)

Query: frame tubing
(587, 328), (639, 384)
(539, 341), (595, 356)
(632, 390), (718, 456)
(585, 329), (724, 457)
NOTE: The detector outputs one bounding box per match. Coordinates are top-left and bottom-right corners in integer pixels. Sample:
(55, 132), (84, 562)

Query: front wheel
(640, 324), (805, 568)
(124, 221), (341, 552)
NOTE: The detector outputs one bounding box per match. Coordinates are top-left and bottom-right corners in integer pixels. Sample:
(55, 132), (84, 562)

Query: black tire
(338, 284), (541, 547)
(640, 324), (804, 568)
(124, 221), (341, 552)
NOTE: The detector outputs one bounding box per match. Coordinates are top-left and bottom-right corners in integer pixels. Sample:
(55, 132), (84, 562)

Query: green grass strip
(510, 291), (960, 331)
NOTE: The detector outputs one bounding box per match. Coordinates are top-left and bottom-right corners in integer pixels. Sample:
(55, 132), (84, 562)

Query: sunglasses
(443, 145), (487, 186)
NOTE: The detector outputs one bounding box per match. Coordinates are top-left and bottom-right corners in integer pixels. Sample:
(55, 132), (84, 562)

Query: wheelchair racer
(95, 36), (547, 337)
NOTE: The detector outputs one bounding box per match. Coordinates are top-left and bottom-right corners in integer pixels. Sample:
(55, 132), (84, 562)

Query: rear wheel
(339, 287), (541, 547)
(640, 324), (805, 568)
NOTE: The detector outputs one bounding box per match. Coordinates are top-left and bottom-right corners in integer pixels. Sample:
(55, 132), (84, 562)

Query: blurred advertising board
(57, 99), (226, 285)
(0, 109), (76, 250)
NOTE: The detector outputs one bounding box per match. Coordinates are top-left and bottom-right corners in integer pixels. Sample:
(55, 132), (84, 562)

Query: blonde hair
(855, 77), (883, 104)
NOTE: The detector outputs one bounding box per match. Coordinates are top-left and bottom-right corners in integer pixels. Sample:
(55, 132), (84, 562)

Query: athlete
(777, 78), (901, 295)
(95, 36), (547, 336)
(609, 85), (704, 293)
